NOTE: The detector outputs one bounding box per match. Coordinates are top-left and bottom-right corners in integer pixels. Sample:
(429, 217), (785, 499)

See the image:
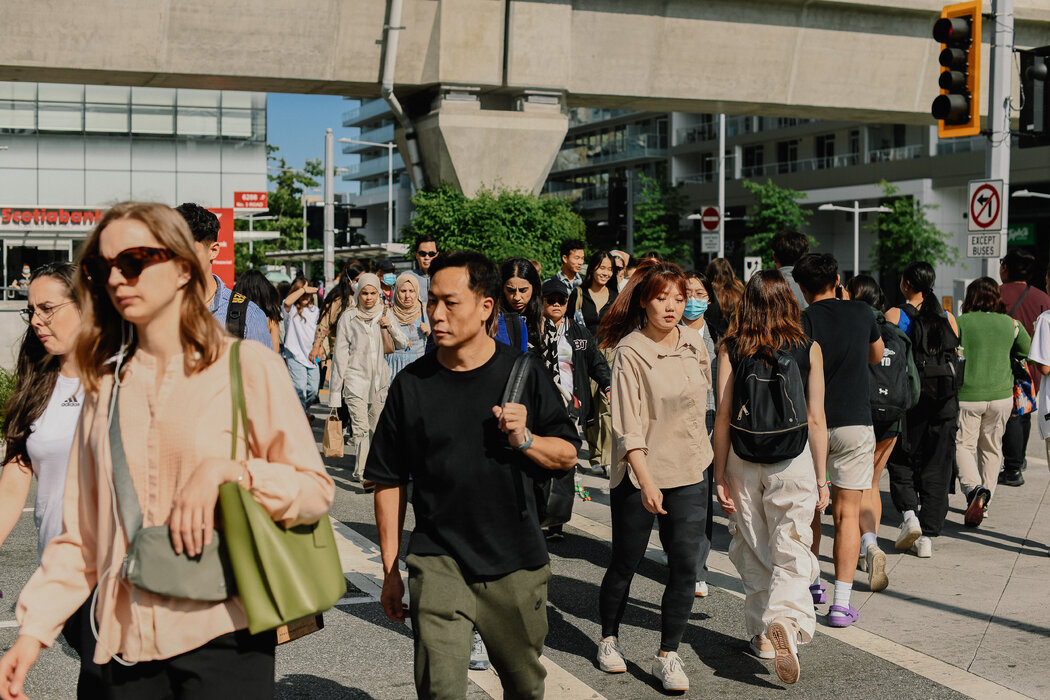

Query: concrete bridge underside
(4, 0), (1050, 194)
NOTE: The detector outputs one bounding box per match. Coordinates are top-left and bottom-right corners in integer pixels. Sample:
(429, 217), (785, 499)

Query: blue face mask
(683, 297), (708, 320)
(382, 273), (397, 286)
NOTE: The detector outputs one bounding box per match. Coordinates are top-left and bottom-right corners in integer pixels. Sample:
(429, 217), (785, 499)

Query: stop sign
(700, 206), (720, 231)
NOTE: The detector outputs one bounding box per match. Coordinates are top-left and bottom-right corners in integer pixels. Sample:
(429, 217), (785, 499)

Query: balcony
(568, 108), (640, 129)
(342, 99), (392, 128)
(551, 132), (666, 174)
(341, 152), (405, 181)
(341, 124), (395, 154)
(936, 135), (986, 155)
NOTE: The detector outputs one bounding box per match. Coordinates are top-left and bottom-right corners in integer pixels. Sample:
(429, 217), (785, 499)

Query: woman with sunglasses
(0, 202), (334, 699)
(0, 263), (103, 695)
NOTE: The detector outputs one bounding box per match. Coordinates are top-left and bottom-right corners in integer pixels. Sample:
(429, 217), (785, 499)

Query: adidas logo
(60, 394), (80, 408)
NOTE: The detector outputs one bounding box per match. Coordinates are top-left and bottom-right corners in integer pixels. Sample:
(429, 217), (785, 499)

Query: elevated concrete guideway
(4, 1), (1050, 193)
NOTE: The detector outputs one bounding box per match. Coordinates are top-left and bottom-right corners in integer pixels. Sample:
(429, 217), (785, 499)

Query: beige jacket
(17, 339), (334, 664)
(328, 306), (407, 406)
(610, 327), (712, 489)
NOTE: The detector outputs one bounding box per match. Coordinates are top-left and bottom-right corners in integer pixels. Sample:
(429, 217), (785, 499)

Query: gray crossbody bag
(109, 371), (233, 602)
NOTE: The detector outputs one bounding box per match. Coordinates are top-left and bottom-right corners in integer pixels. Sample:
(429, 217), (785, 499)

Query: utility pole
(323, 128), (335, 284)
(717, 113), (726, 259)
(986, 0), (1013, 278)
(625, 167), (635, 256)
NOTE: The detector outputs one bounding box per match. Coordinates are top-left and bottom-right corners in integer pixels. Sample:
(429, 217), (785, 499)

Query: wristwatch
(514, 428), (534, 451)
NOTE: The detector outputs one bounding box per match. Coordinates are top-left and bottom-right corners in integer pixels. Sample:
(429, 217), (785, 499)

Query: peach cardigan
(17, 339), (334, 664)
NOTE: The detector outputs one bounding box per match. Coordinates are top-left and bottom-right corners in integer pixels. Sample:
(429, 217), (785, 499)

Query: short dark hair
(429, 250), (500, 303)
(175, 202), (220, 244)
(962, 277), (1007, 313)
(770, 230), (810, 267)
(1002, 249), (1035, 283)
(416, 234), (438, 251)
(792, 253), (838, 295)
(560, 238), (586, 259)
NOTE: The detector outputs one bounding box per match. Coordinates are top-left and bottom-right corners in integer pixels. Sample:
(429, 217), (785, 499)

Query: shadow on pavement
(276, 674), (377, 699)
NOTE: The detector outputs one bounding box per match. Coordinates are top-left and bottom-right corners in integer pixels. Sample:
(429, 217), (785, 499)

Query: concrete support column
(406, 88), (568, 197)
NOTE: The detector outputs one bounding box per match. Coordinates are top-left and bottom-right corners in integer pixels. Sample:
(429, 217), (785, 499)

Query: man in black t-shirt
(366, 251), (580, 699)
(794, 254), (884, 628)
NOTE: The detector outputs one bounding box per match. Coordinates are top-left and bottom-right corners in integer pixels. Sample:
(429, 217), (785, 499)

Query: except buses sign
(0, 206), (104, 230)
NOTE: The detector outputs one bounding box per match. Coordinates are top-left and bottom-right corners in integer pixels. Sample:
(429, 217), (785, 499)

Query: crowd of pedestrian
(0, 199), (1047, 698)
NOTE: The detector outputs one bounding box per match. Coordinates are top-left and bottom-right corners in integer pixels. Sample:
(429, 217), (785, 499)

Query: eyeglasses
(543, 296), (568, 306)
(20, 300), (75, 325)
(82, 246), (176, 285)
(417, 250), (438, 258)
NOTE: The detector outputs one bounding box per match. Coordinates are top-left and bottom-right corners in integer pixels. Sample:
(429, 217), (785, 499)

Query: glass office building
(0, 82), (267, 285)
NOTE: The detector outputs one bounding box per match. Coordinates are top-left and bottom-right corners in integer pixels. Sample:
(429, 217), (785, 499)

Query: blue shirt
(208, 274), (273, 348)
(549, 269), (582, 293)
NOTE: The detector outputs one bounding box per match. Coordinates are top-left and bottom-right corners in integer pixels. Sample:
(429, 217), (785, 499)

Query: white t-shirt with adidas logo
(25, 374), (83, 561)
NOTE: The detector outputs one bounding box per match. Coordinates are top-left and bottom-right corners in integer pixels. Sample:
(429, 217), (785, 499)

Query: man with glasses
(409, 235), (439, 305)
(175, 203), (272, 347)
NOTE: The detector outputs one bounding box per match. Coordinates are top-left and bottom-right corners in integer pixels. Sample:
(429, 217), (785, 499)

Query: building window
(816, 134), (835, 169)
(742, 145), (764, 178)
(848, 130), (860, 165)
(776, 140), (798, 173)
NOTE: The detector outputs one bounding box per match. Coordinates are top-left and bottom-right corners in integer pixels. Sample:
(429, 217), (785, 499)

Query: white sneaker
(911, 535), (932, 558)
(651, 651), (689, 692)
(766, 618), (801, 684)
(864, 544), (889, 592)
(695, 581), (709, 597)
(895, 517), (922, 552)
(597, 636), (626, 673)
(468, 631), (489, 671)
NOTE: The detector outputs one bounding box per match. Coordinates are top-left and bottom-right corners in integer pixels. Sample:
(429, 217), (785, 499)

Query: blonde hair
(74, 202), (225, 392)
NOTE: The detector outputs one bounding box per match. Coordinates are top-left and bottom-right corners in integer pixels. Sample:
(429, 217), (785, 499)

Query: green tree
(233, 146), (323, 275)
(871, 181), (956, 273)
(632, 173), (691, 264)
(400, 184), (586, 274)
(742, 179), (813, 268)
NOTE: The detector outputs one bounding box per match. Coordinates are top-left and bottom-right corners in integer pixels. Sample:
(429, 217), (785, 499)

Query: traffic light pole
(323, 128), (335, 284)
(717, 113), (726, 259)
(986, 0), (1013, 278)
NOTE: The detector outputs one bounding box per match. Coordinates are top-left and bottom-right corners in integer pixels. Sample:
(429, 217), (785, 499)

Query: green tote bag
(219, 342), (346, 635)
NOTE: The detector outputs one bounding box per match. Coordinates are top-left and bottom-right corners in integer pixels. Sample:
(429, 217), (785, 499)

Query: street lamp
(1012, 189), (1050, 199)
(817, 201), (892, 278)
(338, 136), (396, 246)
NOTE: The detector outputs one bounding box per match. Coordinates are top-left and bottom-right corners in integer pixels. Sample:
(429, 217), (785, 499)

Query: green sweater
(956, 311), (1031, 402)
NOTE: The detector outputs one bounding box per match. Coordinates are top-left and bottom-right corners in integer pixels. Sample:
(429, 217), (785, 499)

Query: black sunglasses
(417, 250), (438, 258)
(82, 246), (177, 284)
(544, 295), (568, 305)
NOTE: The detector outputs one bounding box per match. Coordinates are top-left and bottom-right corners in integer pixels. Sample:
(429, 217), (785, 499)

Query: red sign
(233, 191), (268, 210)
(969, 184), (1001, 230)
(700, 206), (721, 232)
(208, 207), (235, 289)
(0, 207), (103, 230)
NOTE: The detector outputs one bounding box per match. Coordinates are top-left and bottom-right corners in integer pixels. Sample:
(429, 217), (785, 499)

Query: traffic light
(931, 0), (981, 138)
(1019, 46), (1050, 149)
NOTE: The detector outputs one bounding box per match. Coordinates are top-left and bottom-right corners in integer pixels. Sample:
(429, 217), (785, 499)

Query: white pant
(956, 397), (1012, 500)
(345, 388), (388, 480)
(727, 446), (818, 642)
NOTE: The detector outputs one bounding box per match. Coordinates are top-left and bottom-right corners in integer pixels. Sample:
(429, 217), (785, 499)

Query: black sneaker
(964, 486), (991, 527)
(998, 470), (1025, 487)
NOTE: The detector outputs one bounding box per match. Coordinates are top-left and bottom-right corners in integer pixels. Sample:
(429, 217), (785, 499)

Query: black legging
(599, 480), (704, 652)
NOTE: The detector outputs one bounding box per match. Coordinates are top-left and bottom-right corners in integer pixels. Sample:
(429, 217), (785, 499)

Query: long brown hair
(598, 259), (687, 349)
(705, 258), (745, 323)
(74, 202), (225, 392)
(3, 262), (78, 465)
(723, 270), (808, 358)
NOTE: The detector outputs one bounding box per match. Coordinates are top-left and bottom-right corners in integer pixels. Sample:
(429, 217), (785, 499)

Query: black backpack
(225, 292), (249, 339)
(730, 344), (809, 464)
(870, 316), (920, 423)
(901, 304), (962, 402)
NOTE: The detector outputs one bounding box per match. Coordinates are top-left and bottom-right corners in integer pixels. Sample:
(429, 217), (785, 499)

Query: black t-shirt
(802, 299), (880, 428)
(365, 341), (581, 579)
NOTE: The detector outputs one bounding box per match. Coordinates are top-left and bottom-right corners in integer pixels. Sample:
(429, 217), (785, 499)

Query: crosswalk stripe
(327, 517), (605, 700)
(566, 508), (1027, 700)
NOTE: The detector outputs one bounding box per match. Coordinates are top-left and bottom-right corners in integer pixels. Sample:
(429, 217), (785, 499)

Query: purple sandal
(827, 604), (859, 628)
(809, 583), (826, 605)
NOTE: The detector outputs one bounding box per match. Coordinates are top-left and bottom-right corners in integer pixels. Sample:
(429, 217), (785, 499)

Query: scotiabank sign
(0, 207), (104, 231)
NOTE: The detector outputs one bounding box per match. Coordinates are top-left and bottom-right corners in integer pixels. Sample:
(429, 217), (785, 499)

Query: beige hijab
(392, 272), (422, 327)
(353, 273), (384, 323)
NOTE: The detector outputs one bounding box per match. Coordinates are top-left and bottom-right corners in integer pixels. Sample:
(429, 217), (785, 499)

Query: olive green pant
(407, 554), (550, 700)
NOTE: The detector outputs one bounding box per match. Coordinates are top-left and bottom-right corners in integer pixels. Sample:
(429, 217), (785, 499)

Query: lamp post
(1012, 189), (1050, 200)
(338, 136), (396, 246)
(817, 201), (892, 278)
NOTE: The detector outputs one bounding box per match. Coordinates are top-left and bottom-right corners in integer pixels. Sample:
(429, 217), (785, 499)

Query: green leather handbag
(219, 342), (346, 634)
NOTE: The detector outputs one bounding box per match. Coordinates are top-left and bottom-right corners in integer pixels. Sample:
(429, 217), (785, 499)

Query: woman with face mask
(386, 273), (430, 380)
(329, 273), (408, 487)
